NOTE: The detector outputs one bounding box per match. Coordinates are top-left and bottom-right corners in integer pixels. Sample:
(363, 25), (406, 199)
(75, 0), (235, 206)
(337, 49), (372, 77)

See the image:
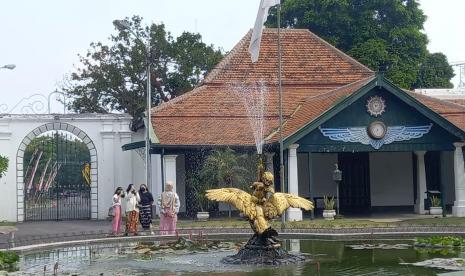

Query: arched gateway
(0, 114), (135, 222)
(17, 123), (97, 221)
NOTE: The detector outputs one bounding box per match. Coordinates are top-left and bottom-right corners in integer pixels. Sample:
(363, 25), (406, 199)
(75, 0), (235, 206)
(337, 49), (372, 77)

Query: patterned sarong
(139, 205), (152, 229)
(125, 210), (139, 234)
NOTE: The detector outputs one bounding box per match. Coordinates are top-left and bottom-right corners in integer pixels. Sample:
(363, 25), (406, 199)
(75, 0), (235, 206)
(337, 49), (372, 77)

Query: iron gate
(24, 131), (91, 221)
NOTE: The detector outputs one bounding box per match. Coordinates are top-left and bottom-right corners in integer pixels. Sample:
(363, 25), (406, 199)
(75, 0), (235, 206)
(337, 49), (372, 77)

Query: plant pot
(429, 207), (443, 216)
(196, 211), (210, 221)
(323, 209), (336, 220)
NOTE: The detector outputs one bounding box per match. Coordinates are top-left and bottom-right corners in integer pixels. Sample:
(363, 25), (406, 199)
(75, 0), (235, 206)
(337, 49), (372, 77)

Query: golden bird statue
(206, 171), (314, 237)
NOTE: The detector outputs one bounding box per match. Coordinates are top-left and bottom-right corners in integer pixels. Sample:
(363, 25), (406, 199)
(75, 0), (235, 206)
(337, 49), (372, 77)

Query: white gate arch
(16, 122), (98, 221)
(0, 114), (135, 222)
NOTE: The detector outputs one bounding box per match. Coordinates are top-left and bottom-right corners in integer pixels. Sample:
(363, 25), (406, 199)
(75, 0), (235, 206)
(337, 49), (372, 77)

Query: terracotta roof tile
(150, 29), (464, 146)
(204, 29), (373, 86)
(408, 91), (465, 132)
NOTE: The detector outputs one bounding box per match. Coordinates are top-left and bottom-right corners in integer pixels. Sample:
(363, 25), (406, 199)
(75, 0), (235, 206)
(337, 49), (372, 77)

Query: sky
(0, 0), (464, 114)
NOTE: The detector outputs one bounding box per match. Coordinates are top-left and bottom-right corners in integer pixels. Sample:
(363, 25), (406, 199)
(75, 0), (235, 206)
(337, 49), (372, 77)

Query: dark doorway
(338, 152), (371, 214)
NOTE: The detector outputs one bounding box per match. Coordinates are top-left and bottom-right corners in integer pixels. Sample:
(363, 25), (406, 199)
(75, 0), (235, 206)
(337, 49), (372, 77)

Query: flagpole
(278, 3), (286, 229)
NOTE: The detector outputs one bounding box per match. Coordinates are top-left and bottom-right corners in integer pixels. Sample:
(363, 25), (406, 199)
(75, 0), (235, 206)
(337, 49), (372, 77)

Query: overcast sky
(0, 0), (464, 113)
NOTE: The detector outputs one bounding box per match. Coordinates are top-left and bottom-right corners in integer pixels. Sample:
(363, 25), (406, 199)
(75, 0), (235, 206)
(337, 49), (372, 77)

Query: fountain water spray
(231, 80), (269, 155)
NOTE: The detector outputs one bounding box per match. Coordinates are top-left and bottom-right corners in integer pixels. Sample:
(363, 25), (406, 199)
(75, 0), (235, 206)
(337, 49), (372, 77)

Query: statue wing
(265, 193), (314, 218)
(206, 188), (256, 219)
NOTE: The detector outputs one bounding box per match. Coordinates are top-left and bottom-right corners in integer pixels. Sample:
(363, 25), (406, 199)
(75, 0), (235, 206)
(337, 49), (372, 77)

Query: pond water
(13, 239), (465, 275)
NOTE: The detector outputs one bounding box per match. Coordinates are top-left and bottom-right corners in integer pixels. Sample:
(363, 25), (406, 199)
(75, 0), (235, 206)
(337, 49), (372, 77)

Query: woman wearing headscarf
(158, 181), (180, 235)
(111, 187), (125, 235)
(125, 184), (140, 236)
(138, 184), (154, 234)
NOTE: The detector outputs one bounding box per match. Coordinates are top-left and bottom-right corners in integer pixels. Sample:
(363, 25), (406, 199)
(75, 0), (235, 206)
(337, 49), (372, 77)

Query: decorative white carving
(319, 124), (433, 149)
(366, 96), (386, 117)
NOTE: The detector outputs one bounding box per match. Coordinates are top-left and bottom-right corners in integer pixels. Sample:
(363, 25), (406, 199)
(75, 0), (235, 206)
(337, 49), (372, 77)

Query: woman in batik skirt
(125, 184), (140, 236)
(158, 181), (180, 235)
(138, 184), (154, 234)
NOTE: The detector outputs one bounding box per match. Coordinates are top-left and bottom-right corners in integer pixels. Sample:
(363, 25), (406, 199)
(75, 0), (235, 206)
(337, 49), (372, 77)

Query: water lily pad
(400, 258), (465, 271)
(346, 243), (410, 250)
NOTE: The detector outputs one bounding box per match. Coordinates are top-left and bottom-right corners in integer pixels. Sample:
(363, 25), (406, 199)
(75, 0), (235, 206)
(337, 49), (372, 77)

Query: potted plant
(323, 196), (336, 220)
(189, 173), (211, 221)
(429, 195), (443, 216)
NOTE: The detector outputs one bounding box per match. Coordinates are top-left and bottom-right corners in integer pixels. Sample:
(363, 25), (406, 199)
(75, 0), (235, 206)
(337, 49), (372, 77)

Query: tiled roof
(203, 29), (373, 86)
(445, 98), (465, 107)
(407, 92), (465, 132)
(151, 28), (464, 146)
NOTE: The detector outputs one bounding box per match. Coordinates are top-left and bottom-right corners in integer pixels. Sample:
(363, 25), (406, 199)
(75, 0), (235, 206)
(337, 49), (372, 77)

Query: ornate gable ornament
(366, 96), (386, 117)
(319, 124), (433, 150)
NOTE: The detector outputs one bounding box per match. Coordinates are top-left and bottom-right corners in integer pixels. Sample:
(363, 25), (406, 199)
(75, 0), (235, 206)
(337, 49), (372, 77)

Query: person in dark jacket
(138, 184), (154, 234)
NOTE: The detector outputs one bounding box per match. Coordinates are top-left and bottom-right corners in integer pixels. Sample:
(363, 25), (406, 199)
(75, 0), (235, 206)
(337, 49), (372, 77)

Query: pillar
(265, 152), (275, 172)
(453, 142), (465, 217)
(286, 144), (303, 221)
(164, 155), (178, 191)
(100, 122), (116, 219)
(414, 151), (427, 214)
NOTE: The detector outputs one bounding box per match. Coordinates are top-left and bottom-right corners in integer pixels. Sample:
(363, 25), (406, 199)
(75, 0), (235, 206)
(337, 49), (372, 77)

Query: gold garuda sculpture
(206, 169), (313, 248)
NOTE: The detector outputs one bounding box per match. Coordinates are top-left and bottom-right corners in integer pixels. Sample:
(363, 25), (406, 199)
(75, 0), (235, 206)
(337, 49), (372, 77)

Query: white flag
(248, 0), (280, 63)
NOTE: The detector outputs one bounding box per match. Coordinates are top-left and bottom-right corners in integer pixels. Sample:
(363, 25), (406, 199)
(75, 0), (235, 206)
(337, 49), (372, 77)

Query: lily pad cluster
(133, 237), (240, 255)
(400, 258), (465, 271)
(415, 236), (465, 248)
(0, 251), (19, 272)
(346, 243), (410, 250)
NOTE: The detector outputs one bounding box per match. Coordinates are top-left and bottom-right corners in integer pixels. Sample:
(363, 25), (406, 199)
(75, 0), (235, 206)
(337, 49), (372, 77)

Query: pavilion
(124, 29), (465, 220)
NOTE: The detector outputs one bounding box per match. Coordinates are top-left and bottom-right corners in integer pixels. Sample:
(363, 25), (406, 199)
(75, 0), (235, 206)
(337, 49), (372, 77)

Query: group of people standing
(111, 181), (180, 236)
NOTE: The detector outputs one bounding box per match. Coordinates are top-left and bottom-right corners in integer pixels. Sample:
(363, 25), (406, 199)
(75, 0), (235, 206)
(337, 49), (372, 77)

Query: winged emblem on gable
(319, 124), (433, 149)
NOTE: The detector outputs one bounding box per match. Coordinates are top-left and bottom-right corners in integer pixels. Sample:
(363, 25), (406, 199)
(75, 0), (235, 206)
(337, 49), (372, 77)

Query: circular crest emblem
(366, 96), (386, 117)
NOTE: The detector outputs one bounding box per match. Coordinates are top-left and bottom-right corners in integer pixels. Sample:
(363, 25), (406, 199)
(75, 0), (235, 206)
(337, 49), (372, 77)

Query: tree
(415, 53), (455, 88)
(268, 0), (454, 89)
(0, 155), (8, 178)
(63, 15), (223, 122)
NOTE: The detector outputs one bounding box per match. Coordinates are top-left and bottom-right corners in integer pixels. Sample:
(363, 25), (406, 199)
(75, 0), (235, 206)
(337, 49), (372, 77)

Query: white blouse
(125, 191), (140, 213)
(112, 194), (122, 207)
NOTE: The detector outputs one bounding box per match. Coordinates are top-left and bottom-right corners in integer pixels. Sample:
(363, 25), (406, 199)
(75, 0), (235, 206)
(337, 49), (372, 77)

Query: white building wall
(441, 151), (455, 205)
(0, 114), (133, 221)
(369, 152), (414, 206)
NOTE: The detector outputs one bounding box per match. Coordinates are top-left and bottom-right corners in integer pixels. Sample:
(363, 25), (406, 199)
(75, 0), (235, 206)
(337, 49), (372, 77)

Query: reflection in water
(17, 239), (456, 275)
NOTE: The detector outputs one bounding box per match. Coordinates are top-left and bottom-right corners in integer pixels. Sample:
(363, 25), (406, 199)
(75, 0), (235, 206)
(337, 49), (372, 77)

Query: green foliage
(23, 133), (90, 190)
(430, 195), (441, 207)
(63, 15), (223, 119)
(324, 195), (335, 210)
(416, 53), (455, 88)
(415, 236), (465, 248)
(0, 155), (8, 178)
(268, 0), (454, 89)
(0, 251), (19, 271)
(192, 148), (257, 212)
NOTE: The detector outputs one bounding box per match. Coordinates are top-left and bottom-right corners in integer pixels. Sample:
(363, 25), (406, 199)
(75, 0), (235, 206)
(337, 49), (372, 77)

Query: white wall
(441, 151), (455, 205)
(370, 152), (414, 206)
(0, 114), (134, 221)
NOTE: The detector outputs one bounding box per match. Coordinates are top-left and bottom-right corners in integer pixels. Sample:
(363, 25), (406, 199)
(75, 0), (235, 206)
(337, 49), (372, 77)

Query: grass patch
(399, 217), (465, 226)
(0, 221), (15, 227)
(173, 216), (465, 229)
